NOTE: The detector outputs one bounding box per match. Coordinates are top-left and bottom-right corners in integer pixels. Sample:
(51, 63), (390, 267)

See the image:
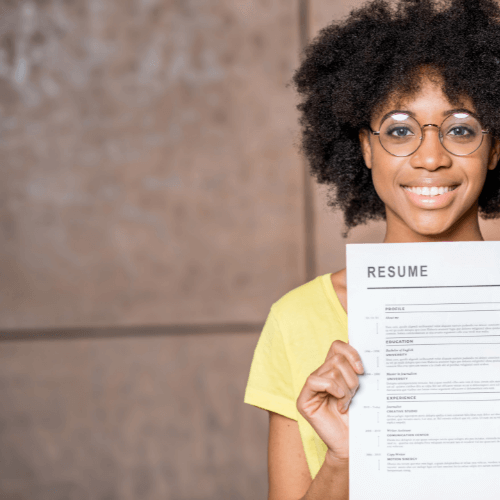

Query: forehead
(372, 77), (475, 123)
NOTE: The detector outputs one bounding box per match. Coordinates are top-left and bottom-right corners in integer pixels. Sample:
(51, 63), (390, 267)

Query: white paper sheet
(346, 241), (500, 500)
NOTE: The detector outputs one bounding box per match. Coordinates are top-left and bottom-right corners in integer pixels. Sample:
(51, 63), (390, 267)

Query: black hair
(293, 0), (500, 236)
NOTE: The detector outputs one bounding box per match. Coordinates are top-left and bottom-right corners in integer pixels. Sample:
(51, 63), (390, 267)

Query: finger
(297, 374), (346, 413)
(331, 353), (360, 394)
(316, 354), (360, 413)
(317, 353), (360, 392)
(326, 339), (364, 374)
(319, 366), (355, 414)
(331, 355), (360, 412)
(329, 366), (354, 413)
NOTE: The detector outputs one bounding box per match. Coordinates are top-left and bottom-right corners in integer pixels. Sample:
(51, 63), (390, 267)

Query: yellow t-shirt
(244, 273), (348, 479)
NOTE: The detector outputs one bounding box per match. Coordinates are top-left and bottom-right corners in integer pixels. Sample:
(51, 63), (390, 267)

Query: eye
(447, 126), (473, 137)
(387, 126), (415, 138)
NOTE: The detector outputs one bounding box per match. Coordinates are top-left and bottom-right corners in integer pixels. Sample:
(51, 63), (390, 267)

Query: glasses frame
(369, 112), (489, 157)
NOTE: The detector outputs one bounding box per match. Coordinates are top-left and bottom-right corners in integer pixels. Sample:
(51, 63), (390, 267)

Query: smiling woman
(359, 76), (500, 241)
(243, 0), (500, 499)
(294, 0), (500, 237)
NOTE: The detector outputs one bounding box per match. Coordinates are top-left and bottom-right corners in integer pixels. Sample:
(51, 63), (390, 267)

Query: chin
(415, 228), (449, 238)
(409, 220), (454, 238)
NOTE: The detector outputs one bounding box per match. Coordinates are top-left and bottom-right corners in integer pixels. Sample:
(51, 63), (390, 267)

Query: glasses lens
(441, 113), (483, 155)
(379, 113), (421, 156)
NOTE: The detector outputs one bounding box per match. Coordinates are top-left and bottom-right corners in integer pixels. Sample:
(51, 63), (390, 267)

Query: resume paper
(346, 241), (500, 500)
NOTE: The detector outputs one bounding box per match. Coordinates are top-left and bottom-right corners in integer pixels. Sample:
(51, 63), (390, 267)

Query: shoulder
(330, 268), (347, 314)
(271, 274), (328, 319)
(268, 272), (347, 347)
(330, 268), (346, 292)
(270, 273), (345, 337)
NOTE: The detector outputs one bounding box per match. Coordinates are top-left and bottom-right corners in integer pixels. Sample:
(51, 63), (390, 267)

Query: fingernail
(343, 403), (349, 413)
(338, 388), (345, 398)
(356, 361), (364, 373)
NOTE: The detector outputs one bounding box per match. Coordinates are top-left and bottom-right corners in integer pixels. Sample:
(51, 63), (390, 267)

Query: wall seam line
(299, 0), (317, 282)
(0, 322), (264, 342)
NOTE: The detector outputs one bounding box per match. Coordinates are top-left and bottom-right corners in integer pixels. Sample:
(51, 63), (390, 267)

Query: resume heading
(367, 265), (428, 278)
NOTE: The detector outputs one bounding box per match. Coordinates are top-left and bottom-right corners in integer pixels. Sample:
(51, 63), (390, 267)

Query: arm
(268, 340), (363, 500)
(268, 412), (349, 500)
(268, 412), (311, 500)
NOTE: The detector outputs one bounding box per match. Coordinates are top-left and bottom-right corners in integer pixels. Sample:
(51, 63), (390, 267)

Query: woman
(244, 0), (500, 498)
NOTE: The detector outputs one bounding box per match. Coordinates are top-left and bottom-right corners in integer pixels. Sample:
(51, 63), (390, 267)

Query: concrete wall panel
(0, 0), (304, 329)
(0, 332), (267, 500)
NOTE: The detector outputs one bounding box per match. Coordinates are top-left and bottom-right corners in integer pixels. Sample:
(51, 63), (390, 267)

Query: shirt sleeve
(244, 305), (298, 421)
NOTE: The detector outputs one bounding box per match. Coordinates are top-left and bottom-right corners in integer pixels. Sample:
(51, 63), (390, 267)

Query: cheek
(469, 165), (489, 195)
(464, 157), (490, 193)
(370, 171), (388, 201)
(369, 160), (403, 202)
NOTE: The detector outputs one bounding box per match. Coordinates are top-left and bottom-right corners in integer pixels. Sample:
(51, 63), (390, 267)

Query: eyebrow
(378, 109), (415, 124)
(378, 107), (479, 125)
(442, 107), (478, 117)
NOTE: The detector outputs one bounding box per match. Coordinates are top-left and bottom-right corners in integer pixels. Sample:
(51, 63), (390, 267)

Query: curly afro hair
(293, 0), (500, 236)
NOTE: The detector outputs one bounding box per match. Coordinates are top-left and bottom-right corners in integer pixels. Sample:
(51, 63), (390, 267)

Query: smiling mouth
(401, 185), (459, 196)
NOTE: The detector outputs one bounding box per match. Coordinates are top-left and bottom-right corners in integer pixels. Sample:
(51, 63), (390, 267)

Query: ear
(487, 137), (500, 171)
(359, 128), (373, 169)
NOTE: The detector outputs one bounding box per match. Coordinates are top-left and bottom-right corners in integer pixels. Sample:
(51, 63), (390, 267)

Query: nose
(409, 124), (452, 171)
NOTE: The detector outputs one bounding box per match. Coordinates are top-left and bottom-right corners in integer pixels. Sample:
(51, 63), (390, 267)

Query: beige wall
(2, 1), (500, 499)
(0, 0), (303, 330)
(0, 333), (267, 499)
(1, 1), (302, 498)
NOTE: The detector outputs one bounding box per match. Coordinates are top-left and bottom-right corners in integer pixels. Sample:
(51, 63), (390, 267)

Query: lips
(401, 183), (460, 209)
(402, 185), (459, 196)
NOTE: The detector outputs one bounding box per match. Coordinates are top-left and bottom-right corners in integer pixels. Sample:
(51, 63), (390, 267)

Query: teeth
(403, 186), (457, 196)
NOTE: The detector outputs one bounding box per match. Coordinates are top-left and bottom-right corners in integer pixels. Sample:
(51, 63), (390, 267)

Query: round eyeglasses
(369, 112), (488, 157)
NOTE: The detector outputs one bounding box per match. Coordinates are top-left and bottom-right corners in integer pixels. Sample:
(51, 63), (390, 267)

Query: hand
(296, 340), (364, 461)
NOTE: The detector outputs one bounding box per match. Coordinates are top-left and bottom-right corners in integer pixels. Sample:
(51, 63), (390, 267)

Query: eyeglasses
(369, 111), (488, 157)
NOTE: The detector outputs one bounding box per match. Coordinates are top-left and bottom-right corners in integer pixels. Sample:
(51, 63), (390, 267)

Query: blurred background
(1, 1), (500, 499)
